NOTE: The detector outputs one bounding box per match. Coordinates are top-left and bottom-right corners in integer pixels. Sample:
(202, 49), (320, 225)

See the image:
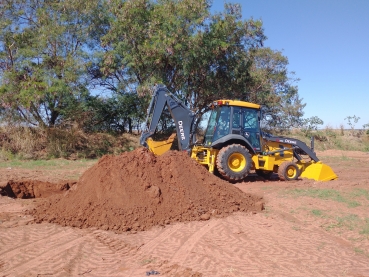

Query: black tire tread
(216, 144), (252, 182)
(278, 161), (300, 181)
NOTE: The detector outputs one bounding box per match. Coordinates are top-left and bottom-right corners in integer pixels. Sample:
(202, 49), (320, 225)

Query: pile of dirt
(31, 148), (264, 232)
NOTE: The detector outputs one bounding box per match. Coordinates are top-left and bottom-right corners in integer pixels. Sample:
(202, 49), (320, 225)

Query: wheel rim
(286, 165), (298, 179)
(227, 153), (246, 172)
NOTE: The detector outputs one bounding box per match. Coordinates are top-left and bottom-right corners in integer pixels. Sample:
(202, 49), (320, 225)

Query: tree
(0, 0), (103, 128)
(94, 0), (304, 130)
(345, 115), (360, 130)
(300, 116), (324, 137)
(248, 48), (305, 130)
(81, 93), (147, 133)
(0, 0), (307, 134)
(363, 122), (369, 135)
(344, 115), (361, 136)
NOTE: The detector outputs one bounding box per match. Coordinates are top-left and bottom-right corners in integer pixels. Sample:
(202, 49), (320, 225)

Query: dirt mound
(0, 180), (72, 198)
(31, 148), (264, 232)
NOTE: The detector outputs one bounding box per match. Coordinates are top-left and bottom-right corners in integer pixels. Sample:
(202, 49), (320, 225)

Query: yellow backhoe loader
(140, 85), (337, 182)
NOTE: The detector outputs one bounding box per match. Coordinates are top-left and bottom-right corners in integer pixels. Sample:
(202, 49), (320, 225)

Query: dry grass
(285, 127), (369, 152)
(0, 125), (141, 161)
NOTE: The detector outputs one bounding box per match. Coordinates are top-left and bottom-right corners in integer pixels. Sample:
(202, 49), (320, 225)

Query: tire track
(137, 223), (183, 254)
(171, 219), (220, 264)
(1, 225), (74, 259)
(167, 213), (369, 277)
(2, 234), (86, 276)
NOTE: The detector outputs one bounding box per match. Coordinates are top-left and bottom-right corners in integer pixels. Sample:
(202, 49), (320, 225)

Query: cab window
(213, 106), (231, 141)
(232, 107), (241, 129)
(243, 109), (258, 130)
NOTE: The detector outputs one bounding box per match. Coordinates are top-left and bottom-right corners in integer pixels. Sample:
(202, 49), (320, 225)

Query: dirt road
(1, 149), (369, 276)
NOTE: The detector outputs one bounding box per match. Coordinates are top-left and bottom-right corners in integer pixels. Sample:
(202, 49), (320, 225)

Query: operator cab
(203, 100), (262, 151)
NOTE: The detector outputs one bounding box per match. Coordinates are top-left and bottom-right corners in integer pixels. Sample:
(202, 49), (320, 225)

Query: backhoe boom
(140, 85), (195, 153)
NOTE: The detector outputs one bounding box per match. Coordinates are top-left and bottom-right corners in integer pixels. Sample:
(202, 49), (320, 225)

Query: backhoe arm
(140, 85), (195, 154)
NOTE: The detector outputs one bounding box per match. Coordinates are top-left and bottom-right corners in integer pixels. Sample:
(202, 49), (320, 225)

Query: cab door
(240, 107), (261, 151)
(231, 107), (242, 135)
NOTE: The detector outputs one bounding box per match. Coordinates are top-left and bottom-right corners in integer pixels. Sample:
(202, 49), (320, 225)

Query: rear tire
(216, 144), (252, 182)
(278, 161), (300, 181)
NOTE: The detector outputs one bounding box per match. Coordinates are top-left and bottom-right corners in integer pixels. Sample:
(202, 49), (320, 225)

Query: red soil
(0, 180), (72, 198)
(30, 148), (264, 232)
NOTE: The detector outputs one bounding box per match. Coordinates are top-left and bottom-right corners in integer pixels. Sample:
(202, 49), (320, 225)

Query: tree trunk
(128, 117), (132, 133)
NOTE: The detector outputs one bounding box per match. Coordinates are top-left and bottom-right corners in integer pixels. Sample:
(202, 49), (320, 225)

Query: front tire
(216, 144), (252, 182)
(278, 161), (300, 181)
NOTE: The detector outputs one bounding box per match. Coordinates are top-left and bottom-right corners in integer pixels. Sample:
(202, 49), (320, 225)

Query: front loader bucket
(146, 133), (176, 155)
(300, 162), (338, 181)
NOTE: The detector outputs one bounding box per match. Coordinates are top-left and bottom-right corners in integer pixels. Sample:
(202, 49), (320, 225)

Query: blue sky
(211, 0), (369, 129)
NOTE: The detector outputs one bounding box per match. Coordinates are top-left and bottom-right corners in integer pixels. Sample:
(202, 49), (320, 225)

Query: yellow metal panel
(191, 146), (219, 173)
(300, 162), (338, 181)
(261, 140), (294, 164)
(214, 100), (260, 109)
(254, 155), (276, 171)
(146, 133), (176, 155)
(251, 155), (258, 170)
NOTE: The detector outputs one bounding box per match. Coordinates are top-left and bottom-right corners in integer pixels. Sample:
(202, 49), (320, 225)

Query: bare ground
(1, 149), (369, 277)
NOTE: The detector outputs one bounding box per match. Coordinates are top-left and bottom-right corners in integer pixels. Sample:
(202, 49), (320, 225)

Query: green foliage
(1, 0), (306, 134)
(300, 116), (324, 137)
(311, 209), (324, 217)
(325, 214), (360, 231)
(0, 0), (102, 127)
(350, 188), (369, 200)
(81, 93), (147, 133)
(363, 123), (369, 135)
(0, 158), (96, 170)
(345, 115), (361, 136)
(360, 218), (369, 235)
(98, 0), (303, 130)
(323, 126), (337, 138)
(345, 115), (360, 129)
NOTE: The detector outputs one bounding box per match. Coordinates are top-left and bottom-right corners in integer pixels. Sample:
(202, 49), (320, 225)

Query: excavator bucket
(146, 133), (176, 155)
(300, 161), (338, 181)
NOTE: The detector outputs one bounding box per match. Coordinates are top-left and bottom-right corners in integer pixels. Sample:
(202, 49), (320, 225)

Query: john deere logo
(178, 121), (185, 140)
(285, 139), (296, 144)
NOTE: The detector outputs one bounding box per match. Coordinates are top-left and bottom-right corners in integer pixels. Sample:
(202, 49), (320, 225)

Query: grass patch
(290, 209), (298, 214)
(354, 247), (365, 254)
(338, 155), (354, 161)
(325, 214), (360, 231)
(311, 209), (324, 217)
(360, 218), (369, 235)
(0, 159), (97, 170)
(139, 258), (157, 265)
(284, 188), (361, 208)
(291, 226), (301, 231)
(350, 189), (369, 201)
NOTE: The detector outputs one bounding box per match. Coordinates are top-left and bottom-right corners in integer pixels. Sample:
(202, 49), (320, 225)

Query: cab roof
(213, 100), (260, 109)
